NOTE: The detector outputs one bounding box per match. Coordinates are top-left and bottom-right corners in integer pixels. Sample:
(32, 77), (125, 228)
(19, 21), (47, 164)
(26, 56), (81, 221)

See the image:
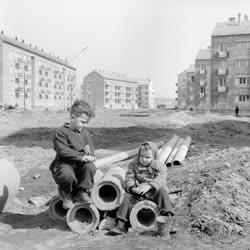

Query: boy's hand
(82, 155), (96, 162)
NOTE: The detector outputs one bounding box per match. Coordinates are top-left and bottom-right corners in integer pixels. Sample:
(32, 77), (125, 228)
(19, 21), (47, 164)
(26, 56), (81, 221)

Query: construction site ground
(0, 109), (250, 250)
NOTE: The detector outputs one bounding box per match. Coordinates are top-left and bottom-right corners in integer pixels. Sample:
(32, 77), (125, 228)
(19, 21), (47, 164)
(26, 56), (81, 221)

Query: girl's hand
(136, 184), (151, 195)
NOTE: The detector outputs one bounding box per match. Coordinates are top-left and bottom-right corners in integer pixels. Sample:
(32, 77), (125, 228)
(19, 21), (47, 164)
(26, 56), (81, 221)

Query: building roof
(212, 20), (250, 36)
(137, 78), (151, 85)
(186, 64), (195, 73)
(94, 69), (138, 83)
(195, 48), (211, 60)
(0, 33), (76, 70)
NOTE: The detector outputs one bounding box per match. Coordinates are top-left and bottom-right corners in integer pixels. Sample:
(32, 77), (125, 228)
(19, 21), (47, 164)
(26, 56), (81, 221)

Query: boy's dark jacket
(50, 123), (94, 171)
(125, 141), (167, 192)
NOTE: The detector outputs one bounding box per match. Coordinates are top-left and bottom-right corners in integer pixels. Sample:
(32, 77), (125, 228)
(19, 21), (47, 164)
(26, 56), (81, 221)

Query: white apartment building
(0, 32), (76, 110)
(137, 78), (155, 109)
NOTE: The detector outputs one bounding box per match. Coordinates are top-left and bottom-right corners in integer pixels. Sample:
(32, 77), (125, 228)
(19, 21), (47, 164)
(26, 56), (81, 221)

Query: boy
(109, 141), (174, 235)
(50, 100), (96, 209)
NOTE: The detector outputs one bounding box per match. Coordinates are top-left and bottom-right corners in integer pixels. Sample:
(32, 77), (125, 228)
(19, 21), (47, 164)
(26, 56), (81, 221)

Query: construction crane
(66, 46), (88, 62)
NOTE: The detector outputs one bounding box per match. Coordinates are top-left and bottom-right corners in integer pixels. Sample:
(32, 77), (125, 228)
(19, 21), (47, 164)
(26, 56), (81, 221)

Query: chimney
(244, 15), (248, 21)
(238, 13), (241, 23)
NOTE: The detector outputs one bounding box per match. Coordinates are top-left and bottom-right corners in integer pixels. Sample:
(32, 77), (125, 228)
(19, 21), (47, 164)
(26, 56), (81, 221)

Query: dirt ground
(0, 109), (250, 250)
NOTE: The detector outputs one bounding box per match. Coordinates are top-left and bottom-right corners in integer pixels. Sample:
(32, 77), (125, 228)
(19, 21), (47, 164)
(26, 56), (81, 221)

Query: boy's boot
(58, 187), (74, 209)
(109, 220), (126, 235)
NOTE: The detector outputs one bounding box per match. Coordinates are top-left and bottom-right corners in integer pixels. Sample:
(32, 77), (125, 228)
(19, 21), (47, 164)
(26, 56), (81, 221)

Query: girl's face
(139, 149), (154, 166)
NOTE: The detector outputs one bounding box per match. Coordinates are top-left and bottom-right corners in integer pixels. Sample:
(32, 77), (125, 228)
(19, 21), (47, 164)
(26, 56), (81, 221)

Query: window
(39, 82), (42, 87)
(191, 76), (195, 83)
(45, 95), (48, 99)
(45, 83), (48, 88)
(39, 94), (42, 99)
(15, 92), (20, 98)
(219, 78), (226, 86)
(54, 95), (57, 100)
(220, 43), (224, 51)
(25, 93), (28, 98)
(240, 77), (247, 84)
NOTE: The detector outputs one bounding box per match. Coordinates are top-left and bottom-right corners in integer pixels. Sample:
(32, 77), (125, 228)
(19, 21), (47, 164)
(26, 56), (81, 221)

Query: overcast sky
(1, 0), (250, 98)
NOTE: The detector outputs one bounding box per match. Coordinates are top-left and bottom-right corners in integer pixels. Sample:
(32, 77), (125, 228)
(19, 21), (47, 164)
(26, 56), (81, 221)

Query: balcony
(218, 86), (226, 92)
(200, 80), (205, 86)
(218, 50), (227, 58)
(218, 68), (227, 75)
(200, 92), (205, 98)
(199, 69), (206, 74)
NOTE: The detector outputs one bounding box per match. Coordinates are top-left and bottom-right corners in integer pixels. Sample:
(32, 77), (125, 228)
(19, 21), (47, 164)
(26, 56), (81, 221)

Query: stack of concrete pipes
(49, 141), (165, 235)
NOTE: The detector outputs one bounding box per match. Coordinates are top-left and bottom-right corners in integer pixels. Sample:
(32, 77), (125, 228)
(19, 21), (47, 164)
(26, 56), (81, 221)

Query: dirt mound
(185, 147), (250, 238)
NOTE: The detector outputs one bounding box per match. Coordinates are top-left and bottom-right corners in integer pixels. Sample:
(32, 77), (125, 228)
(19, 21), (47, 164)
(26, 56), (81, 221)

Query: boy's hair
(70, 100), (95, 118)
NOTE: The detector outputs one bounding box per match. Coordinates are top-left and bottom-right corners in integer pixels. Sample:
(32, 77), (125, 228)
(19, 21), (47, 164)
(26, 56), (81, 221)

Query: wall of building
(211, 35), (250, 110)
(177, 71), (188, 109)
(83, 72), (104, 108)
(195, 59), (211, 110)
(0, 40), (3, 103)
(137, 83), (155, 109)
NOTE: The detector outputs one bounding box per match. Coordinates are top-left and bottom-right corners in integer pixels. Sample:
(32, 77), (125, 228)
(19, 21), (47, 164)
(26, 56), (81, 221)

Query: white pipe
(166, 138), (184, 167)
(158, 135), (179, 164)
(172, 136), (192, 166)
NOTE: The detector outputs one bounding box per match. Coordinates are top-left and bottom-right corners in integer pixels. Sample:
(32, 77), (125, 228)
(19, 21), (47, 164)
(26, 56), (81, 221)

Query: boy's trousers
(52, 162), (96, 199)
(117, 187), (175, 222)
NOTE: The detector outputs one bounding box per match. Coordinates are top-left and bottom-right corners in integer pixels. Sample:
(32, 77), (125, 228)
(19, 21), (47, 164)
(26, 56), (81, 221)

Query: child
(49, 100), (96, 209)
(109, 141), (174, 235)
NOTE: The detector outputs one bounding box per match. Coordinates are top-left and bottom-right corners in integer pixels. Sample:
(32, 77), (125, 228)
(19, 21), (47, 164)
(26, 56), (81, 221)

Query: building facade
(0, 32), (76, 110)
(137, 78), (155, 109)
(177, 14), (250, 111)
(210, 14), (250, 110)
(194, 48), (211, 110)
(82, 69), (138, 109)
(176, 64), (195, 109)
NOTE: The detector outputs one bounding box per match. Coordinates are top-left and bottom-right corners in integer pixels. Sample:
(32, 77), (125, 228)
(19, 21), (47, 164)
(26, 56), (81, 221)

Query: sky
(1, 0), (250, 98)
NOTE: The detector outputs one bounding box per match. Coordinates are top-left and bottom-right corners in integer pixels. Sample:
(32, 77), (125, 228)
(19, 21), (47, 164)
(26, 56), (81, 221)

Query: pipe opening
(173, 160), (180, 165)
(54, 200), (68, 218)
(98, 184), (117, 203)
(75, 208), (93, 225)
(137, 208), (156, 227)
(166, 162), (172, 167)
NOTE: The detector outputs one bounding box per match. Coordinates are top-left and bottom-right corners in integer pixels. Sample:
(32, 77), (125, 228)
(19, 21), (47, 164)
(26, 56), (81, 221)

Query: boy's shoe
(108, 220), (126, 236)
(74, 191), (93, 204)
(62, 199), (74, 209)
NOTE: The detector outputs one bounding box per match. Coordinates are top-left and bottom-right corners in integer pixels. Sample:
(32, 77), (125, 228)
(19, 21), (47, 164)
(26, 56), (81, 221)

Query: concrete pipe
(91, 167), (126, 211)
(94, 169), (104, 183)
(0, 159), (20, 213)
(95, 141), (165, 169)
(129, 200), (159, 231)
(173, 136), (192, 166)
(66, 202), (100, 234)
(166, 138), (184, 167)
(158, 135), (179, 164)
(49, 195), (67, 222)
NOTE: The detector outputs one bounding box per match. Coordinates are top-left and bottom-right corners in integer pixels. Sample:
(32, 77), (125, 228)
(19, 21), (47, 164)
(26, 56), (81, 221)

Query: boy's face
(70, 113), (90, 132)
(139, 149), (154, 167)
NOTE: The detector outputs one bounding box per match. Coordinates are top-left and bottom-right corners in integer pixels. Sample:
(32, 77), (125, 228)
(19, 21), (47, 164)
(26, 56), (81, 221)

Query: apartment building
(137, 78), (155, 109)
(82, 69), (138, 109)
(176, 64), (195, 109)
(210, 14), (250, 110)
(0, 32), (76, 110)
(195, 48), (211, 110)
